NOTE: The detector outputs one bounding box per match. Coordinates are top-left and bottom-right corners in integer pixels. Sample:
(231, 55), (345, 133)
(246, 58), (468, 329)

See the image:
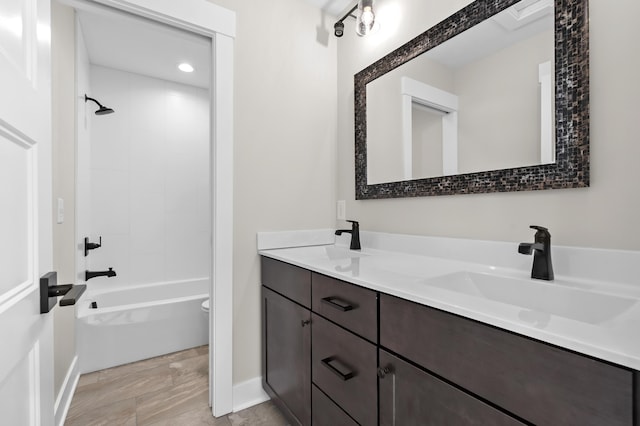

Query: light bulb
(178, 63), (194, 73)
(356, 0), (378, 37)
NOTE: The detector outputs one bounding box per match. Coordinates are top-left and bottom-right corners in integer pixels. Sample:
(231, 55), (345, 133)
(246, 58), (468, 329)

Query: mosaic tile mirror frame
(354, 0), (589, 199)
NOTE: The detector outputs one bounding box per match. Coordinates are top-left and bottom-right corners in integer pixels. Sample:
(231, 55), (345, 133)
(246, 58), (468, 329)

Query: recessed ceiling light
(178, 63), (194, 73)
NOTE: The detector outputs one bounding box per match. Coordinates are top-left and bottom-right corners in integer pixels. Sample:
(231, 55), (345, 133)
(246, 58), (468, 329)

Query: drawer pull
(321, 356), (355, 381)
(321, 296), (354, 312)
(301, 319), (311, 327)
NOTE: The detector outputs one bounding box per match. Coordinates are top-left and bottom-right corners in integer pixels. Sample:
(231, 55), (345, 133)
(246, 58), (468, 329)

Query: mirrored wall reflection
(366, 0), (554, 185)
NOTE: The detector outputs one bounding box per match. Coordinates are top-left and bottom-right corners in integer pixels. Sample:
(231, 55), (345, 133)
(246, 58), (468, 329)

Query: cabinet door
(263, 287), (311, 425)
(380, 294), (633, 426)
(379, 350), (523, 426)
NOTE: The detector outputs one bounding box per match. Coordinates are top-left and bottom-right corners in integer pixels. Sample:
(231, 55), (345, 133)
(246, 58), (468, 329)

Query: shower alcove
(61, 0), (234, 417)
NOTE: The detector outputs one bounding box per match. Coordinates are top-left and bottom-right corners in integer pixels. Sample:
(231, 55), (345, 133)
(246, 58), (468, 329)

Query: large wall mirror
(354, 0), (589, 199)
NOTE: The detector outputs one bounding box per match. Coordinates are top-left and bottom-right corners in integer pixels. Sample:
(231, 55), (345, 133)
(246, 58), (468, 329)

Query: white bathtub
(77, 278), (209, 373)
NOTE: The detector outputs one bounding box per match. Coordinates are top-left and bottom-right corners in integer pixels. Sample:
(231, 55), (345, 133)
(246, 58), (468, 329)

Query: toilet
(201, 299), (210, 314)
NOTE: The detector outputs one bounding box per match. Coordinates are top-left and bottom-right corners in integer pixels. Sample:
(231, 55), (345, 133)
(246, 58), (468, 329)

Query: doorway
(57, 0), (234, 418)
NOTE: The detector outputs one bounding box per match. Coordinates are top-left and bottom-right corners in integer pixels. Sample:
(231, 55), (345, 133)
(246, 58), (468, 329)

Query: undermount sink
(423, 271), (636, 325)
(322, 246), (369, 260)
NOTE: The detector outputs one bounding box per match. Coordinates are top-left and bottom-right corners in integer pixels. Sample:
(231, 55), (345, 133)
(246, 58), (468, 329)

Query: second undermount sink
(422, 271), (636, 325)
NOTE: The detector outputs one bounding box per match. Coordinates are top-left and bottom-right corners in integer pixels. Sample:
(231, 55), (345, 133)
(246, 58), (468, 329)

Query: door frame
(58, 0), (235, 416)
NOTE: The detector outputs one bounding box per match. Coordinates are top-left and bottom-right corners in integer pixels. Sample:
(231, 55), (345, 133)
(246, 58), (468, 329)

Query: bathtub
(76, 278), (209, 373)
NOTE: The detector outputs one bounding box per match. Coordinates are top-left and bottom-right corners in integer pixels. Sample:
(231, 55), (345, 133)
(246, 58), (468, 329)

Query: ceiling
(78, 9), (211, 88)
(77, 0), (352, 90)
(421, 0), (553, 69)
(77, 0), (549, 87)
(303, 0), (353, 17)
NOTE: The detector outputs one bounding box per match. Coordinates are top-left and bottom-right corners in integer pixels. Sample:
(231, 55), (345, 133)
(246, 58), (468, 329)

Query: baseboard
(54, 355), (80, 426)
(232, 376), (270, 412)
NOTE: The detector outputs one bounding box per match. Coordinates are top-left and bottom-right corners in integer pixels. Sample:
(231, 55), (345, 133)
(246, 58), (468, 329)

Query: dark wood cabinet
(379, 350), (523, 426)
(262, 255), (639, 426)
(261, 256), (312, 426)
(262, 257), (311, 308)
(262, 287), (311, 426)
(380, 293), (634, 426)
(311, 272), (377, 343)
(311, 313), (377, 426)
(311, 385), (358, 426)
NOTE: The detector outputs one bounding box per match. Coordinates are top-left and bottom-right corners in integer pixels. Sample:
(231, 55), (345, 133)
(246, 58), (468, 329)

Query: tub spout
(86, 267), (117, 281)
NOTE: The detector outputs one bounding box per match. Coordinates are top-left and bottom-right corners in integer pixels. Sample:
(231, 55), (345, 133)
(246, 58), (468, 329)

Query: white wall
(206, 0), (338, 384)
(85, 66), (211, 291)
(337, 0), (640, 250)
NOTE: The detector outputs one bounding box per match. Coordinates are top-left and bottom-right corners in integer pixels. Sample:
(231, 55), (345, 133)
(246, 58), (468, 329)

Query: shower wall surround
(87, 65), (210, 291)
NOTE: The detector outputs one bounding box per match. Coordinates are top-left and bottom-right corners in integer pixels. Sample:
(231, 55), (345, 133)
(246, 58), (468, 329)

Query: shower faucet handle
(84, 236), (102, 256)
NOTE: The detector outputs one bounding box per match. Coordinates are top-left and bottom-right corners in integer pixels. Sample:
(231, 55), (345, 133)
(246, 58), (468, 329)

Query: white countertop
(258, 231), (640, 370)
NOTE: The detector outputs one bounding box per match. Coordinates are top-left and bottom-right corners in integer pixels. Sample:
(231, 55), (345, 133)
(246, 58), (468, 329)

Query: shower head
(85, 94), (115, 115)
(95, 106), (115, 115)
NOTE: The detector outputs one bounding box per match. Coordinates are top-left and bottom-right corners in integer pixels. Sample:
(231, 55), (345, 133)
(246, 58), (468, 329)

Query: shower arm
(85, 95), (105, 108)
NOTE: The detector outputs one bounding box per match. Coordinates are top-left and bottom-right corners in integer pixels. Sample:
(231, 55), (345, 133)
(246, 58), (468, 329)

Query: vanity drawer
(311, 384), (358, 426)
(311, 272), (377, 342)
(380, 294), (634, 426)
(379, 350), (523, 426)
(312, 313), (377, 426)
(261, 256), (311, 308)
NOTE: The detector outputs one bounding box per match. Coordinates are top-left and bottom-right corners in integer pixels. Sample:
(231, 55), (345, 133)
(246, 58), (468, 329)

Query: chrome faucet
(85, 267), (117, 281)
(335, 220), (361, 250)
(518, 225), (554, 281)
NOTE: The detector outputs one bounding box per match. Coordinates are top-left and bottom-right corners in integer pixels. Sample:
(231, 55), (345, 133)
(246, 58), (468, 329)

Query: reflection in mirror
(354, 0), (589, 199)
(367, 0), (554, 184)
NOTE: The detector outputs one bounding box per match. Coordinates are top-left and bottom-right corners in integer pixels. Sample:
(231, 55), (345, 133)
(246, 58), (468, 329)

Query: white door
(0, 0), (55, 424)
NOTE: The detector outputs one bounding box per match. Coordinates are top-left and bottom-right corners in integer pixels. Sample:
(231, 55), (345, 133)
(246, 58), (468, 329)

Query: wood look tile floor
(65, 346), (289, 426)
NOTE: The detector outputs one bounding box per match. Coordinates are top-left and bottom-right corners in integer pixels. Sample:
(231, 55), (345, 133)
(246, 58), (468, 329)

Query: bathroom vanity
(259, 231), (640, 426)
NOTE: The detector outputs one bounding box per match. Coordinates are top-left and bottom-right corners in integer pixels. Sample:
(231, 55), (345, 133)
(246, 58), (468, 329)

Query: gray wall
(207, 0), (338, 384)
(337, 0), (640, 250)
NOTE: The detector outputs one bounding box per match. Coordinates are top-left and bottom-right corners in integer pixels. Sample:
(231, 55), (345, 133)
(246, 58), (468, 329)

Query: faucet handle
(530, 225), (548, 232)
(346, 220), (359, 228)
(529, 225), (551, 242)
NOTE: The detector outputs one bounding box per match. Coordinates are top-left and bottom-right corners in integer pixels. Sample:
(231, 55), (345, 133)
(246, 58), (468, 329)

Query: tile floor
(65, 346), (289, 425)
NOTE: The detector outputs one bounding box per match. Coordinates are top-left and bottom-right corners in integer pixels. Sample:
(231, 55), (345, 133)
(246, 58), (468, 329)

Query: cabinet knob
(377, 365), (393, 378)
(301, 319), (311, 327)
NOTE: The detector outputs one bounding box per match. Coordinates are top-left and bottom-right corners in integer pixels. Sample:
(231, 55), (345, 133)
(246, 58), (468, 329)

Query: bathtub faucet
(85, 267), (117, 281)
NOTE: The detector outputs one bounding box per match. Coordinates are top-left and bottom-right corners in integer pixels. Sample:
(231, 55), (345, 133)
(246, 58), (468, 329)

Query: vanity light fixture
(334, 0), (378, 38)
(178, 63), (194, 73)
